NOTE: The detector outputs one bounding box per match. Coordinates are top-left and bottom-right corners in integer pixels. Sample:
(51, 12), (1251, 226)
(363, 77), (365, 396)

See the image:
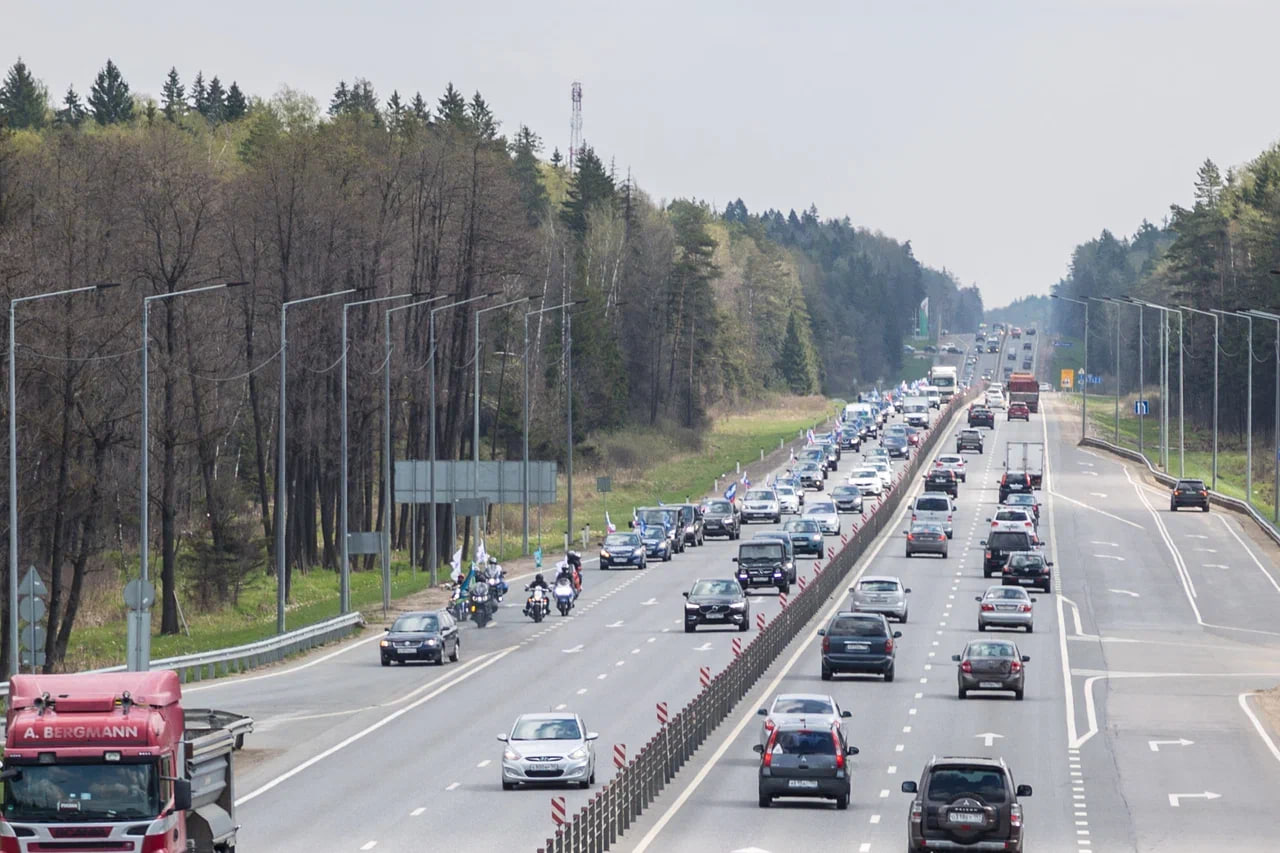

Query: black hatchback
(380, 610), (459, 666)
(754, 723), (859, 810)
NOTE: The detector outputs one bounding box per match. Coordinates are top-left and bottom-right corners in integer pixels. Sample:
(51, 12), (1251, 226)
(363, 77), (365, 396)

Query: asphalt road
(190, 357), (965, 851)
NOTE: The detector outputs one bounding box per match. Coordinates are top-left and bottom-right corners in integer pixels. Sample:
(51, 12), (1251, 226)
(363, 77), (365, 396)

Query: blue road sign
(1088, 375), (1103, 385)
(1134, 400), (1150, 415)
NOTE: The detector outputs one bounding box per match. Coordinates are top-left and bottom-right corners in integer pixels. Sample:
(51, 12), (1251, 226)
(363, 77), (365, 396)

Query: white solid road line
(1238, 692), (1280, 765)
(1216, 513), (1280, 595)
(630, 397), (968, 853)
(1046, 404), (1082, 749)
(235, 645), (518, 806)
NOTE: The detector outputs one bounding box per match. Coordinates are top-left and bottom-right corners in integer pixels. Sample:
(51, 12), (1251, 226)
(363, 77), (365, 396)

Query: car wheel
(579, 780), (590, 789)
(664, 551), (671, 562)
(884, 665), (895, 683)
(946, 530), (953, 539)
(1026, 624), (1034, 633)
(1015, 688), (1025, 701)
(900, 611), (908, 624)
(1201, 505), (1210, 513)
(590, 768), (596, 784)
(1170, 503), (1177, 512)
(942, 549), (949, 559)
(380, 657), (390, 667)
(684, 623), (695, 633)
(450, 640), (460, 662)
(906, 550), (913, 558)
(739, 619), (749, 632)
(958, 686), (967, 699)
(759, 793), (772, 808)
(821, 664), (833, 681)
(835, 793), (849, 810)
(978, 621), (986, 632)
(502, 781), (516, 791)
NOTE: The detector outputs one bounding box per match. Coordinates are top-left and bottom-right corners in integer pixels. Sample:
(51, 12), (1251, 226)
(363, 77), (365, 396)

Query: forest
(0, 57), (980, 674)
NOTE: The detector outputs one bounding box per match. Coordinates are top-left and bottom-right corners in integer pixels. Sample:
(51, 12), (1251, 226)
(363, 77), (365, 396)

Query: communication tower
(568, 82), (583, 171)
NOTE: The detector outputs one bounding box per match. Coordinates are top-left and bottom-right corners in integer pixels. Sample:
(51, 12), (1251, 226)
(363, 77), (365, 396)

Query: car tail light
(985, 551), (992, 560)
(762, 741), (773, 767)
(981, 603), (994, 611)
(1010, 802), (1023, 828)
(906, 533), (914, 541)
(935, 460), (942, 467)
(822, 635), (830, 653)
(991, 521), (998, 527)
(1010, 660), (1022, 672)
(884, 636), (894, 654)
(833, 730), (845, 770)
(960, 660), (972, 673)
(1200, 490), (1208, 496)
(764, 717), (775, 731)
(1025, 522), (1032, 528)
(1020, 604), (1032, 612)
(910, 800), (923, 821)
(911, 514), (918, 521)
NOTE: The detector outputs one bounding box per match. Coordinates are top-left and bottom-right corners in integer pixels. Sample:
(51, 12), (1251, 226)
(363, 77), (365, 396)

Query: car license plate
(997, 604), (1016, 611)
(530, 763), (558, 772)
(846, 642), (870, 652)
(787, 779), (819, 789)
(979, 681), (1003, 689)
(706, 613), (724, 620)
(949, 810), (983, 823)
(1019, 578), (1035, 585)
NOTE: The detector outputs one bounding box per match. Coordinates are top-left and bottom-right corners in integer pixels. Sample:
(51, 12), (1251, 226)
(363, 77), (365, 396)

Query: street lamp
(277, 289), (355, 634)
(8, 281), (119, 674)
(1246, 308), (1280, 524)
(1213, 309), (1252, 509)
(471, 296), (535, 560)
(1050, 294), (1088, 438)
(1106, 298), (1143, 457)
(427, 293), (496, 583)
(1179, 305), (1219, 490)
(522, 300), (586, 554)
(135, 280), (249, 671)
(340, 292), (414, 614)
(1131, 300), (1183, 476)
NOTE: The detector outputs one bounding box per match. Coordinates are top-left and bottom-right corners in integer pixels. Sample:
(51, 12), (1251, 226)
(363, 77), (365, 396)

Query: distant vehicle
(754, 722), (859, 810)
(902, 756), (1033, 851)
(752, 532), (798, 583)
(741, 488), (782, 523)
(988, 507), (1036, 535)
(756, 693), (850, 748)
(850, 575), (910, 622)
(1021, 359), (1033, 370)
(1007, 401), (1030, 421)
(804, 499), (842, 535)
(381, 609), (461, 666)
(967, 406), (995, 429)
(883, 433), (910, 459)
(1038, 381), (1051, 392)
(819, 611), (901, 682)
(956, 428), (985, 454)
(977, 585), (1036, 632)
(928, 365), (958, 402)
(599, 532), (646, 569)
(998, 471), (1033, 504)
(1022, 341), (1033, 351)
(1004, 492), (1040, 522)
(683, 577), (750, 632)
(905, 522), (948, 558)
(671, 503), (705, 547)
(1002, 550), (1053, 593)
(796, 462), (825, 490)
(774, 484), (801, 514)
(829, 484), (865, 514)
(981, 529), (1037, 577)
(1005, 441), (1045, 488)
(702, 498), (740, 540)
(911, 494), (954, 539)
(903, 400), (930, 428)
(985, 388), (1006, 410)
(923, 468), (959, 498)
(1026, 327), (1037, 336)
(499, 712), (597, 789)
(733, 539), (790, 593)
(1011, 327), (1022, 338)
(934, 453), (968, 482)
(954, 639), (1029, 700)
(1006, 349), (1017, 361)
(1170, 478), (1210, 512)
(638, 524), (674, 560)
(782, 518), (824, 555)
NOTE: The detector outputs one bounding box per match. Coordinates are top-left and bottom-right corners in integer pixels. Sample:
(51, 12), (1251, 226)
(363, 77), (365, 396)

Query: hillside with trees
(0, 57), (980, 673)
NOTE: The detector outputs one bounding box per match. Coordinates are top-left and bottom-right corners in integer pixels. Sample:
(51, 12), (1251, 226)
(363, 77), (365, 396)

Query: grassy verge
(886, 354), (933, 387)
(57, 396), (834, 673)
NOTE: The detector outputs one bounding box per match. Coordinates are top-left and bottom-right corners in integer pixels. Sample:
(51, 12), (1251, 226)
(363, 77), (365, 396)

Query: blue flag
(724, 482), (738, 502)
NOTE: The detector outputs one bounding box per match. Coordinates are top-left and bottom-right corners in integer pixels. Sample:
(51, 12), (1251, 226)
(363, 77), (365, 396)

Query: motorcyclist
(525, 573), (550, 616)
(485, 556), (508, 598)
(555, 561), (579, 600)
(566, 551), (584, 593)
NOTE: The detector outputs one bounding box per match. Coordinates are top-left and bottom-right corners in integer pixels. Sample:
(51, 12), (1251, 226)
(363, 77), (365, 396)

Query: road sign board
(1134, 400), (1150, 415)
(21, 624), (46, 652)
(1059, 369), (1074, 390)
(18, 596), (46, 623)
(20, 650), (46, 667)
(596, 476), (611, 493)
(123, 578), (156, 611)
(19, 566), (47, 598)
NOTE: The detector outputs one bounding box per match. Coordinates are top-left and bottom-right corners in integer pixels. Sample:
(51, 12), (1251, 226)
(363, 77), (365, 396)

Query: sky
(7, 0), (1280, 308)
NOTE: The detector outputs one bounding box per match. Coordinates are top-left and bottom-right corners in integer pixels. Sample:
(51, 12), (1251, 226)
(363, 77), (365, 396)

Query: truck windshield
(3, 761), (160, 822)
(932, 376), (955, 389)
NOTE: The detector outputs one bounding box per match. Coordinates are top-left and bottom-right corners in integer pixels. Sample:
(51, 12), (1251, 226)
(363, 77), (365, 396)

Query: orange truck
(1006, 372), (1039, 413)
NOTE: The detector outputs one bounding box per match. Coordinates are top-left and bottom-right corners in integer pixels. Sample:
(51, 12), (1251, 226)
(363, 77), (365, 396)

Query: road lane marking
(477, 759), (491, 768)
(412, 805), (428, 813)
(554, 703), (567, 711)
(235, 646), (517, 806)
(1108, 589), (1140, 598)
(1238, 693), (1280, 765)
(443, 784), (458, 793)
(361, 842), (377, 850)
(1216, 514), (1280, 595)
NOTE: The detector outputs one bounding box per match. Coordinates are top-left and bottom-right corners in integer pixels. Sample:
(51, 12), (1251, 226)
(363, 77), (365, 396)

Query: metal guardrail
(1, 611), (365, 701)
(1079, 436), (1280, 548)
(538, 391), (973, 853)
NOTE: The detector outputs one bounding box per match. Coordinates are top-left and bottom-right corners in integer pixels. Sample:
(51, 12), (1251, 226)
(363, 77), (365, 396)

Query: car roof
(773, 692), (837, 704)
(858, 575), (901, 585)
(833, 610), (886, 621)
(396, 609), (443, 618)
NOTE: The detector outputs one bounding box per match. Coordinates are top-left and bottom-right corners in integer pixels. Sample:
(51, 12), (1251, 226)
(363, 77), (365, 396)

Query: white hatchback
(848, 468), (883, 496)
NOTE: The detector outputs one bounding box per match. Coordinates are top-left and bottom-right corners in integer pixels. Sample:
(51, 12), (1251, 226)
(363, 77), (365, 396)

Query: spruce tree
(54, 85), (86, 128)
(347, 78), (378, 114)
(560, 146), (614, 238)
(204, 76), (226, 122)
(224, 82), (247, 120)
(409, 92), (430, 123)
(190, 72), (208, 116)
(0, 58), (48, 130)
(512, 125), (549, 224)
(436, 82), (467, 126)
(328, 80), (350, 116)
(469, 91), (496, 139)
(160, 67), (184, 121)
(88, 59), (133, 125)
(385, 89), (404, 131)
(777, 312), (816, 394)
(549, 147), (563, 169)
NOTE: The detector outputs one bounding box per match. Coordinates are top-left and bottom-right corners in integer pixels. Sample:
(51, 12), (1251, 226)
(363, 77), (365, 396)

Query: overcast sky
(7, 0), (1279, 308)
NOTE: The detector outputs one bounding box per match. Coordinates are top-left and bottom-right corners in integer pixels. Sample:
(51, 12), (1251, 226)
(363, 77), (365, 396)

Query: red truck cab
(2, 671), (249, 853)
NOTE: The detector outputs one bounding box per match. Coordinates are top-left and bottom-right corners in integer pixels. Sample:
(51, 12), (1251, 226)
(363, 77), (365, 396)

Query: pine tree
(53, 85), (86, 128)
(549, 147), (563, 169)
(160, 67), (184, 121)
(204, 76), (226, 122)
(328, 80), (350, 116)
(0, 58), (48, 130)
(190, 71), (208, 116)
(436, 82), (467, 126)
(409, 91), (430, 123)
(385, 89), (405, 131)
(777, 312), (816, 394)
(560, 146), (614, 238)
(347, 78), (378, 114)
(224, 82), (247, 120)
(512, 125), (549, 224)
(88, 59), (134, 125)
(469, 91), (496, 139)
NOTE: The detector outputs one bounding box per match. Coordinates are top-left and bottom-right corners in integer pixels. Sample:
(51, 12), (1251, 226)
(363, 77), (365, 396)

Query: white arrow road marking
(975, 732), (1004, 747)
(606, 620), (624, 628)
(562, 645), (584, 654)
(1095, 554), (1126, 561)
(1149, 738), (1194, 751)
(1082, 470), (1099, 476)
(1091, 541), (1119, 548)
(693, 642), (713, 651)
(1168, 792), (1220, 807)
(1109, 589), (1140, 598)
(641, 598), (658, 606)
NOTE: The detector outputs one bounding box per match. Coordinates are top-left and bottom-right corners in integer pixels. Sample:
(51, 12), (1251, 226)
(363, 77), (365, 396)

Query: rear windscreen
(988, 532), (1032, 549)
(916, 497), (949, 512)
(828, 616), (885, 636)
(771, 730), (836, 755)
(927, 768), (1008, 803)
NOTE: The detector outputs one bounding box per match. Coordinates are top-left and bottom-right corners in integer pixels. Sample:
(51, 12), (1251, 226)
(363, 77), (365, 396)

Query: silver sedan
(976, 585), (1036, 632)
(849, 575), (910, 623)
(498, 713), (598, 790)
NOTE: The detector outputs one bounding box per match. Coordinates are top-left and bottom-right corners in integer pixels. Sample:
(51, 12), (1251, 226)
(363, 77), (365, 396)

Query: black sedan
(380, 610), (460, 666)
(829, 484), (864, 514)
(967, 406), (995, 429)
(702, 499), (741, 539)
(922, 469), (958, 498)
(638, 527), (673, 561)
(684, 577), (750, 632)
(955, 639), (1029, 700)
(599, 532), (647, 569)
(883, 434), (910, 459)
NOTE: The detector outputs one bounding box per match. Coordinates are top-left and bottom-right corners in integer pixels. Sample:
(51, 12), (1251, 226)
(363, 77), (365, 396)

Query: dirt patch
(1254, 687), (1280, 744)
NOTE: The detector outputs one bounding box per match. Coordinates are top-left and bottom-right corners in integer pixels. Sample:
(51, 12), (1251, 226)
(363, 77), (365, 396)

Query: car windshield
(746, 490), (775, 502)
(770, 730), (837, 755)
(640, 528), (664, 541)
(391, 613), (439, 633)
(926, 768), (1003, 799)
(852, 469), (876, 479)
(511, 717), (582, 741)
(636, 509), (675, 527)
(738, 543), (781, 560)
(832, 486), (859, 496)
(859, 580), (899, 592)
(772, 697), (836, 715)
(916, 497), (949, 512)
(989, 532), (1032, 549)
(690, 579), (740, 597)
(828, 616), (885, 636)
(2, 762), (160, 822)
(987, 587), (1029, 600)
(884, 436), (904, 445)
(706, 501), (732, 514)
(807, 502), (836, 514)
(967, 642), (1017, 659)
(1007, 495), (1033, 505)
(775, 485), (795, 496)
(1008, 553), (1045, 568)
(938, 456), (961, 465)
(605, 534), (639, 547)
(784, 520), (820, 533)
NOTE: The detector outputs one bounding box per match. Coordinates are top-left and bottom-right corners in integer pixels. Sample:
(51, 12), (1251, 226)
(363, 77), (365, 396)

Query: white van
(922, 386), (941, 409)
(911, 493), (954, 538)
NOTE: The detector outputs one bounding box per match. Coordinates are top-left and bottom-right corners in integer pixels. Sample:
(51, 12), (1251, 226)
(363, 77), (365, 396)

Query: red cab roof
(8, 671), (181, 712)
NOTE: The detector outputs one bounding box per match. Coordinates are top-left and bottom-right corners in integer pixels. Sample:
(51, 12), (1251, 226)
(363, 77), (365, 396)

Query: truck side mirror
(172, 778), (193, 812)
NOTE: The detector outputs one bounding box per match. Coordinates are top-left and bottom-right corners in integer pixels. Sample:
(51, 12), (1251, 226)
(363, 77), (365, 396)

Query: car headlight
(685, 603), (700, 610)
(568, 745), (590, 761)
(600, 550), (611, 558)
(424, 638), (438, 646)
(730, 601), (746, 610)
(633, 547), (644, 556)
(504, 747), (522, 761)
(379, 640), (389, 648)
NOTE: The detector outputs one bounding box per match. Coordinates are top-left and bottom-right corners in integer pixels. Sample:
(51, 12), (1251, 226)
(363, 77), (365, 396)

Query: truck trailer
(1006, 371), (1040, 413)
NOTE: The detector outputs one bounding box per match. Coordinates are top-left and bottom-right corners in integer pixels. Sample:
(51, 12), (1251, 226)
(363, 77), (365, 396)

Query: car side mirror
(841, 710), (852, 718)
(1016, 783), (1033, 797)
(752, 743), (765, 755)
(951, 654), (961, 662)
(758, 708), (768, 716)
(731, 557), (738, 563)
(586, 732), (599, 741)
(980, 540), (987, 546)
(172, 778), (193, 813)
(817, 629), (826, 637)
(901, 780), (918, 793)
(903, 588), (911, 594)
(384, 626), (390, 632)
(974, 596), (982, 602)
(682, 591), (689, 598)
(893, 631), (902, 638)
(496, 733), (509, 742)
(846, 745), (860, 756)
(1047, 561), (1054, 567)
(1021, 656), (1031, 662)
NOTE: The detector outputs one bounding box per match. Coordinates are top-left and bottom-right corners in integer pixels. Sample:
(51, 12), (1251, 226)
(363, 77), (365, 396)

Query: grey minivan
(910, 494), (954, 539)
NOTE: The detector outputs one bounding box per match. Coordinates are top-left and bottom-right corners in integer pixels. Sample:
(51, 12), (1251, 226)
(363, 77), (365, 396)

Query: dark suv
(733, 539), (790, 594)
(923, 469), (958, 498)
(672, 503), (705, 546)
(819, 611), (900, 682)
(1170, 479), (1210, 512)
(998, 471), (1032, 503)
(902, 756), (1032, 852)
(702, 499), (740, 539)
(981, 530), (1036, 577)
(956, 429), (984, 454)
(755, 723), (859, 810)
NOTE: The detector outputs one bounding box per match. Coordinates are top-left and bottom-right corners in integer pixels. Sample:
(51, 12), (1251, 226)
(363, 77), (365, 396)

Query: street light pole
(278, 289), (354, 634)
(1180, 306), (1219, 490)
(135, 281), (247, 671)
(1214, 309), (1252, 508)
(1107, 298), (1143, 455)
(427, 293), (494, 584)
(1247, 309), (1280, 524)
(1133, 300), (1184, 476)
(473, 297), (533, 561)
(1052, 294), (1088, 437)
(8, 282), (118, 674)
(341, 293), (412, 614)
(1088, 297), (1119, 443)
